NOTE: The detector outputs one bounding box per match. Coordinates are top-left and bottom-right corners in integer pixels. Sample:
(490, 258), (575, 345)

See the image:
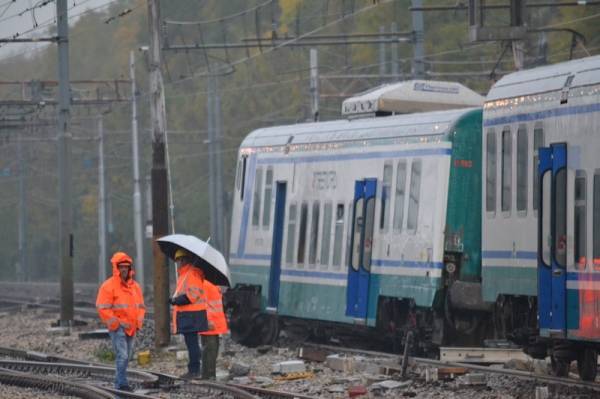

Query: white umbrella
(157, 234), (231, 287)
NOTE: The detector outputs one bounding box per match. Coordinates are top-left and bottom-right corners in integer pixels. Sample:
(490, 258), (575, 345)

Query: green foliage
(94, 343), (116, 363)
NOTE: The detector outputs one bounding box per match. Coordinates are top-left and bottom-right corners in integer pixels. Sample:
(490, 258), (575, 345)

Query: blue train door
(268, 182), (286, 309)
(538, 143), (567, 335)
(346, 178), (377, 321)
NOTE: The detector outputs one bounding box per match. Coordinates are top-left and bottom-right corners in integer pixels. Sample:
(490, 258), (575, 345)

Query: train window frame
(345, 200), (353, 271)
(285, 203), (298, 266)
(351, 197), (364, 271)
(393, 160), (407, 233)
(516, 124), (528, 216)
(574, 171), (587, 270)
(297, 202), (309, 267)
(380, 162), (393, 232)
(252, 167), (263, 227)
(308, 201), (320, 267)
(593, 172), (600, 270)
(239, 155), (247, 201)
(486, 129), (497, 215)
(501, 126), (512, 216)
(332, 203), (345, 270)
(541, 170), (552, 266)
(363, 196), (376, 271)
(407, 159), (422, 233)
(262, 167), (274, 228)
(532, 124), (544, 215)
(554, 167), (567, 268)
(320, 202), (333, 269)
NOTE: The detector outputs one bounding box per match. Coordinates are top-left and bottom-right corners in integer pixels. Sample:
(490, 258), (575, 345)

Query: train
(224, 55), (600, 381)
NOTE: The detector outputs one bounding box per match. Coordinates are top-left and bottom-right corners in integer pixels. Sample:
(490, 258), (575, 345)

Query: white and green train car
(225, 81), (488, 349)
(482, 55), (600, 380)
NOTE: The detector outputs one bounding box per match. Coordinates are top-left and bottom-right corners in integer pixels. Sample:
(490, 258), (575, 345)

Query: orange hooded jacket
(96, 252), (145, 336)
(171, 264), (208, 334)
(200, 280), (228, 336)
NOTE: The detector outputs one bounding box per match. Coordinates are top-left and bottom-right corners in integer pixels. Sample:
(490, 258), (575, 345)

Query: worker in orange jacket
(170, 249), (209, 379)
(96, 252), (145, 391)
(200, 280), (229, 380)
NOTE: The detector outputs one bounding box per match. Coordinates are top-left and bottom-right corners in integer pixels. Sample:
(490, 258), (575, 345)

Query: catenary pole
(98, 116), (107, 284)
(130, 51), (145, 289)
(309, 48), (319, 122)
(147, 0), (170, 347)
(17, 129), (25, 282)
(56, 0), (74, 326)
(411, 0), (425, 79)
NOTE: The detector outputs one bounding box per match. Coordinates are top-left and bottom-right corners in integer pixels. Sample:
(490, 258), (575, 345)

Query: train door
(538, 143), (568, 336)
(267, 182), (286, 309)
(346, 178), (377, 321)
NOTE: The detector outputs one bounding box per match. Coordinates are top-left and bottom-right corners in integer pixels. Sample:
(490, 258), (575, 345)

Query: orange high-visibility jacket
(171, 264), (208, 334)
(96, 252), (145, 336)
(200, 280), (228, 336)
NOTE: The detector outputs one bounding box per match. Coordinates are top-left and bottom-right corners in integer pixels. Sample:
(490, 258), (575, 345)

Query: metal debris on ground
(298, 346), (330, 362)
(273, 371), (314, 381)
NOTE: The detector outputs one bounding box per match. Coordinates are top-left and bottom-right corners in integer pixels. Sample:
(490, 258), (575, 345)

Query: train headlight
(445, 262), (456, 274)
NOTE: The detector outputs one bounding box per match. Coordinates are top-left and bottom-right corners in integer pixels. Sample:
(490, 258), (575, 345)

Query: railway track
(0, 367), (116, 399)
(0, 346), (319, 399)
(306, 342), (600, 392)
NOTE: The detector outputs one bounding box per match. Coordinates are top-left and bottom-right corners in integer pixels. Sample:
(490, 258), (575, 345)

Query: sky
(0, 0), (116, 62)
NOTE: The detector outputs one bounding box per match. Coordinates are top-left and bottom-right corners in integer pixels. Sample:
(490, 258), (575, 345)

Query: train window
(308, 201), (320, 267)
(285, 204), (297, 266)
(262, 167), (273, 228)
(321, 203), (333, 268)
(380, 162), (393, 231)
(407, 159), (422, 231)
(555, 168), (567, 268)
(239, 156), (247, 200)
(516, 125), (528, 214)
(297, 202), (308, 266)
(594, 173), (600, 270)
(236, 159), (242, 191)
(533, 125), (544, 212)
(345, 200), (353, 270)
(541, 171), (551, 266)
(393, 161), (407, 232)
(574, 173), (587, 270)
(351, 198), (364, 271)
(486, 130), (497, 213)
(363, 197), (376, 271)
(252, 167), (263, 226)
(332, 204), (345, 269)
(501, 127), (512, 213)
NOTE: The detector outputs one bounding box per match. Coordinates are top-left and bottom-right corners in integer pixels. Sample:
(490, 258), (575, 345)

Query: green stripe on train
(482, 266), (536, 301)
(232, 265), (441, 325)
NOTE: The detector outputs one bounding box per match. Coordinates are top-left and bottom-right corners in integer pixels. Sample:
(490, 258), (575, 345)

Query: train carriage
(226, 81), (487, 350)
(482, 55), (600, 380)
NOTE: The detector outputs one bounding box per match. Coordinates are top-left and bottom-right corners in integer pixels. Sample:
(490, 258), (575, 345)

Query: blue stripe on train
(256, 148), (452, 165)
(484, 102), (600, 127)
(482, 250), (537, 259)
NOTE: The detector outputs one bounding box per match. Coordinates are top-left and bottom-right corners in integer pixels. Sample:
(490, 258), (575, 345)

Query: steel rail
(305, 343), (600, 392)
(0, 360), (159, 388)
(0, 367), (115, 399)
(227, 382), (321, 399)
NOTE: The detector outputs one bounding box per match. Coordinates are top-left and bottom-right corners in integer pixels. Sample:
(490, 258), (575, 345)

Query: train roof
(486, 55), (600, 102)
(241, 107), (480, 149)
(342, 80), (484, 116)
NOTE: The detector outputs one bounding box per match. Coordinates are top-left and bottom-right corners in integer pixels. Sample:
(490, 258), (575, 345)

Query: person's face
(175, 257), (186, 267)
(118, 264), (130, 281)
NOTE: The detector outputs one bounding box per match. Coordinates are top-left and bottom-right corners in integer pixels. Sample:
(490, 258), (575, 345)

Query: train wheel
(255, 313), (280, 345)
(550, 356), (570, 377)
(577, 349), (598, 381)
